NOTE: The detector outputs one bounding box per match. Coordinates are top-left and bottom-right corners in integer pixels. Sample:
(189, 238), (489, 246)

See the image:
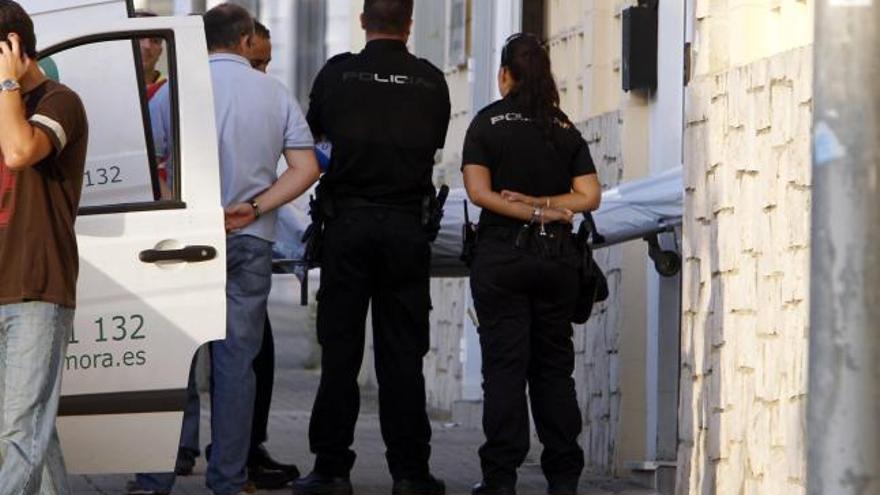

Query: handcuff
(530, 206), (547, 237)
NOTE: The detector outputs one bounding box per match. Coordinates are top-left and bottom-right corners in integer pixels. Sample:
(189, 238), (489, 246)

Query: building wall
(435, 63), (473, 189)
(677, 0), (813, 489)
(423, 278), (468, 412)
(544, 0), (657, 478)
(419, 1), (473, 410)
(546, 0), (630, 122)
(575, 113), (626, 474)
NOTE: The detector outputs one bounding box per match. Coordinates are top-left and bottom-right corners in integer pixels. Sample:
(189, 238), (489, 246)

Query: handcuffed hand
(0, 34), (29, 82)
(224, 203), (257, 232)
(542, 207), (574, 224)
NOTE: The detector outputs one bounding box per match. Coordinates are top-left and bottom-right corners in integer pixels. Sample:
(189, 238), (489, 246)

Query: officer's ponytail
(500, 33), (565, 144)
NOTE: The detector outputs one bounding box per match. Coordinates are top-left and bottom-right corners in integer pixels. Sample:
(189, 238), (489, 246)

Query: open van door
(23, 1), (226, 474)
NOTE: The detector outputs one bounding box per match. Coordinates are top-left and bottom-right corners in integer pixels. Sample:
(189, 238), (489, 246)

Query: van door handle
(139, 245), (217, 264)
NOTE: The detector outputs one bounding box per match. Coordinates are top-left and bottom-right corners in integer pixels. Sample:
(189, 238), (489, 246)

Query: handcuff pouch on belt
(571, 212), (609, 324)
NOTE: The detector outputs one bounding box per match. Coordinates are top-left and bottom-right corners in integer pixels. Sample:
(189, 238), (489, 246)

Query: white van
(23, 0), (226, 474)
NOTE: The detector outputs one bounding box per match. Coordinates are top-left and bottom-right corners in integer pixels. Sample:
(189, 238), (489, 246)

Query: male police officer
(292, 1), (450, 495)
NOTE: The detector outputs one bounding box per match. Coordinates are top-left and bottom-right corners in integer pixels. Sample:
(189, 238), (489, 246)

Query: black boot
(392, 474), (446, 495)
(291, 472), (353, 495)
(471, 482), (516, 495)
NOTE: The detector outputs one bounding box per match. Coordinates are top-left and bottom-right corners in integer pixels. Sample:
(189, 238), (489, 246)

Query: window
(447, 0), (468, 68)
(39, 32), (180, 214)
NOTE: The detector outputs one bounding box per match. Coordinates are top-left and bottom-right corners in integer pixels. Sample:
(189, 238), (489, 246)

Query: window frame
(38, 30), (186, 217)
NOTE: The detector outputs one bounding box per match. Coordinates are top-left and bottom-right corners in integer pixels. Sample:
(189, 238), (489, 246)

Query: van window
(39, 32), (180, 214)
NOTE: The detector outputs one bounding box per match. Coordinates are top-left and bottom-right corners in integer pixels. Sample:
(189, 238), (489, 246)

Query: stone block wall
(676, 46), (812, 495)
(424, 278), (468, 413)
(572, 112), (626, 475)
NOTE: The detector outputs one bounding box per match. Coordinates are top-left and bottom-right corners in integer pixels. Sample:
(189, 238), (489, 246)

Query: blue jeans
(135, 362), (200, 492)
(179, 358), (201, 456)
(0, 302), (74, 495)
(207, 235), (272, 494)
(138, 236), (272, 495)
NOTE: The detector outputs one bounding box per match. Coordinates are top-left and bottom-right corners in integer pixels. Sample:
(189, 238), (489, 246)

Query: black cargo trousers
(469, 228), (585, 488)
(309, 206), (433, 481)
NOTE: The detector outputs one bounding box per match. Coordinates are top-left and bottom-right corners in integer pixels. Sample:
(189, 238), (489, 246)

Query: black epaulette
(326, 52), (355, 65)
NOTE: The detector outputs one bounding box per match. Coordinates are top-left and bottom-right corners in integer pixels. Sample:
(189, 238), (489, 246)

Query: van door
(31, 14), (226, 474)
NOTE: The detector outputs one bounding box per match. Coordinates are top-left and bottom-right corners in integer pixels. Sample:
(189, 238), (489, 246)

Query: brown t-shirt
(0, 79), (88, 308)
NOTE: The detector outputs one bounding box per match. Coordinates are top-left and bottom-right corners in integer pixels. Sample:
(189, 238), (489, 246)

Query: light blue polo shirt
(210, 53), (314, 241)
(149, 53), (314, 242)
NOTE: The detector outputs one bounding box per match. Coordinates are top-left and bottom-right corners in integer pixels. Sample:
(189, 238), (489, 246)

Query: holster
(422, 185), (450, 243)
(571, 213), (609, 324)
(301, 191), (335, 268)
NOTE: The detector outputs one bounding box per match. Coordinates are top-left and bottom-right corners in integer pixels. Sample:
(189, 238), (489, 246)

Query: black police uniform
(305, 39), (451, 481)
(462, 95), (596, 490)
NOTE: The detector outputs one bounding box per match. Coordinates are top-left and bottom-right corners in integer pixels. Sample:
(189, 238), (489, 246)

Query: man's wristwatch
(0, 79), (21, 93)
(248, 199), (262, 219)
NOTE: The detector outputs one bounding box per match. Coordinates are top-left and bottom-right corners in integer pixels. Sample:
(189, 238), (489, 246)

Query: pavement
(70, 276), (656, 495)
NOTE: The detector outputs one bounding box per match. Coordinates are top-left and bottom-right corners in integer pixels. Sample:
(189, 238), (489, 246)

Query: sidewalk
(70, 280), (656, 495)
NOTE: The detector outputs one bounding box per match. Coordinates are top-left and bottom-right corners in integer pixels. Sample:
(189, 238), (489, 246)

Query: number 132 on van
(69, 314), (146, 344)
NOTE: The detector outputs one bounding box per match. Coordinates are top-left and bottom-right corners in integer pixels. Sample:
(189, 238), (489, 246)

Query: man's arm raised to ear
(0, 34), (54, 170)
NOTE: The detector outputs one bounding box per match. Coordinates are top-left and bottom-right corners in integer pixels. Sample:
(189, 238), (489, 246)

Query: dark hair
(254, 20), (270, 40)
(0, 0), (36, 59)
(362, 0), (412, 35)
(204, 3), (254, 51)
(500, 33), (563, 142)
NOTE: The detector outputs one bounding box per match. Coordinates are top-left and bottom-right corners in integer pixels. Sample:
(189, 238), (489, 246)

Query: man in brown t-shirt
(0, 2), (88, 493)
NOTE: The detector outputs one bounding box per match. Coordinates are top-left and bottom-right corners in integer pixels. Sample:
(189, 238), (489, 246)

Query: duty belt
(332, 196), (422, 216)
(478, 223), (576, 258)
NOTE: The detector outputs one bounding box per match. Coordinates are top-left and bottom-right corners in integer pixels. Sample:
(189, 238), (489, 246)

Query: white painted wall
(644, 0), (686, 463)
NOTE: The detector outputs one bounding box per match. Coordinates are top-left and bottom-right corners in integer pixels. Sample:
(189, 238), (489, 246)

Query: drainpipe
(808, 1), (880, 493)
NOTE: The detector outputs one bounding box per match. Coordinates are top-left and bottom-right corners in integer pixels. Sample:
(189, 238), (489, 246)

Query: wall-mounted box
(622, 5), (658, 92)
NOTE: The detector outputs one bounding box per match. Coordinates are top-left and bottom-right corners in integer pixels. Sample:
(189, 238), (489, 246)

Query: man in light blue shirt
(197, 5), (321, 495)
(133, 5), (320, 495)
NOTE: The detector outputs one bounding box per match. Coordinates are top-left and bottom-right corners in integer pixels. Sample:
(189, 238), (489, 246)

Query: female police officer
(461, 33), (602, 495)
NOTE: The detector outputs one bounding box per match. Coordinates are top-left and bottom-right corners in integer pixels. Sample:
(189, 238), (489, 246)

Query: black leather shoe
(249, 444), (300, 477)
(249, 464), (298, 490)
(471, 482), (516, 495)
(291, 472), (353, 495)
(392, 474), (446, 495)
(547, 481), (578, 495)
